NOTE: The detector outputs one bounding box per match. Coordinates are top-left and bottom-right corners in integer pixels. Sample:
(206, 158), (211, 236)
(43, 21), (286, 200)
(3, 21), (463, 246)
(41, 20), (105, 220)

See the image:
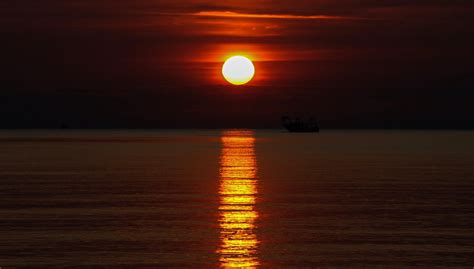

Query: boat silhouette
(281, 116), (320, 132)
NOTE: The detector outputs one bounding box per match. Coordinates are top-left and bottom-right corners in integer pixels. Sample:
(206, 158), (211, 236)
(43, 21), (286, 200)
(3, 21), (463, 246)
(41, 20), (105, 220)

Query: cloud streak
(192, 11), (360, 20)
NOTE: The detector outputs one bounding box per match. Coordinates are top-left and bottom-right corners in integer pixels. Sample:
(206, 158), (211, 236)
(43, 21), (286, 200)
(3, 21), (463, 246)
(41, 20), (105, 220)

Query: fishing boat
(281, 116), (320, 132)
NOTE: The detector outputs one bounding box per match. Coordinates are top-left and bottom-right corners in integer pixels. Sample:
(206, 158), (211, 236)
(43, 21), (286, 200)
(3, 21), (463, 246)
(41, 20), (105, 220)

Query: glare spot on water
(218, 130), (259, 268)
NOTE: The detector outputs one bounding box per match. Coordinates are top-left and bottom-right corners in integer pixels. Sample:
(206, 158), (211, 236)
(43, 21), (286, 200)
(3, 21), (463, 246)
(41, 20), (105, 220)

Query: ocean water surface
(0, 130), (473, 268)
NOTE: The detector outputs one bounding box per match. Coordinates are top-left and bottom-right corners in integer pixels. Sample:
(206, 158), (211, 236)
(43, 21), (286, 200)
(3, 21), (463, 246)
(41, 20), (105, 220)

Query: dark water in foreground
(0, 130), (473, 268)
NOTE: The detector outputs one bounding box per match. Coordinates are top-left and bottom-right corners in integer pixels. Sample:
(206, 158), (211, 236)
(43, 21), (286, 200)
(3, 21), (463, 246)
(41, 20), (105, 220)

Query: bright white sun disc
(222, 56), (255, 85)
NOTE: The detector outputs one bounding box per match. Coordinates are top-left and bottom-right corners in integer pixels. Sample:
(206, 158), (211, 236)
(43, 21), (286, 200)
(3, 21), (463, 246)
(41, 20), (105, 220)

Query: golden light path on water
(218, 130), (259, 268)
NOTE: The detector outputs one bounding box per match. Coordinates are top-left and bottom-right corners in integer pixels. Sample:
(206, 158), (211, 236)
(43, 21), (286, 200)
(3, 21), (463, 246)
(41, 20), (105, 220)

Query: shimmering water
(0, 130), (473, 268)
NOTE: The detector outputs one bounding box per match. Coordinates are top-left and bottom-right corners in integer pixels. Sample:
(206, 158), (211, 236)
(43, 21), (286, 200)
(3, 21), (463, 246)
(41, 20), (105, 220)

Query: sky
(1, 0), (473, 128)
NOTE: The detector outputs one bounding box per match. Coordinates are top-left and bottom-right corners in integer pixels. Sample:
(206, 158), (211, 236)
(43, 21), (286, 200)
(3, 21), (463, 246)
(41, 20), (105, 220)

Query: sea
(0, 129), (473, 268)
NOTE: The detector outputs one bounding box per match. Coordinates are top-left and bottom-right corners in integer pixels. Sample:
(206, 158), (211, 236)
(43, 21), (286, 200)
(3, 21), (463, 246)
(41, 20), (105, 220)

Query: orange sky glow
(0, 0), (472, 127)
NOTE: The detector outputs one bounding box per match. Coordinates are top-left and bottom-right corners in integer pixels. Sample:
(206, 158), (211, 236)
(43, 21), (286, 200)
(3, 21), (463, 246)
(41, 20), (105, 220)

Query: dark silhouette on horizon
(282, 116), (320, 132)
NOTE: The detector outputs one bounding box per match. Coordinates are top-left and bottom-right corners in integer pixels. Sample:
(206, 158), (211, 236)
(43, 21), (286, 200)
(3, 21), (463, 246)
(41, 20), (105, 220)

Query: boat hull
(281, 116), (320, 133)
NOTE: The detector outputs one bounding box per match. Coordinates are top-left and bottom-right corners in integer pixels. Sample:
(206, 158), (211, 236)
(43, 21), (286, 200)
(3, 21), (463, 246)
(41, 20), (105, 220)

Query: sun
(222, 56), (255, 85)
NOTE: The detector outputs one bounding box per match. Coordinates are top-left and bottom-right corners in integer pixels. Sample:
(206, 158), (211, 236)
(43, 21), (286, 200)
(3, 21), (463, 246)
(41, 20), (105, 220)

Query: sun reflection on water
(218, 130), (259, 268)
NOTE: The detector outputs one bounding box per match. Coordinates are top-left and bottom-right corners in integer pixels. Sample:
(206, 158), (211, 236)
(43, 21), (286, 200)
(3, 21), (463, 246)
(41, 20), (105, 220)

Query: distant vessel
(281, 116), (320, 132)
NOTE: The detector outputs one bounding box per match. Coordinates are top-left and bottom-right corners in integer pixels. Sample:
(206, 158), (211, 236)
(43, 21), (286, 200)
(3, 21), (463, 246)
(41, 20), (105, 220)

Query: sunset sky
(1, 0), (473, 128)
